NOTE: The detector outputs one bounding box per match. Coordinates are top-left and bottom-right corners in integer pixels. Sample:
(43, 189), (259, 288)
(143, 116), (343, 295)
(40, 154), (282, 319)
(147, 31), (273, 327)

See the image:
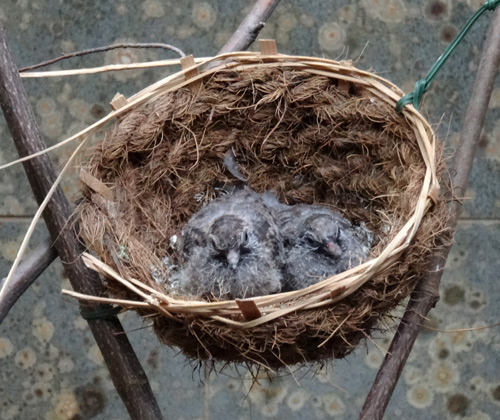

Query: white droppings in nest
(116, 245), (129, 260)
(194, 192), (205, 202)
(169, 235), (179, 250)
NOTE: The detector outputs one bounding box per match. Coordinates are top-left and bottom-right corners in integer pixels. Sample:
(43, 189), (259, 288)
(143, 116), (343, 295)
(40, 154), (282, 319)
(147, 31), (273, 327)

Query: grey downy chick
(172, 187), (284, 300)
(276, 204), (370, 291)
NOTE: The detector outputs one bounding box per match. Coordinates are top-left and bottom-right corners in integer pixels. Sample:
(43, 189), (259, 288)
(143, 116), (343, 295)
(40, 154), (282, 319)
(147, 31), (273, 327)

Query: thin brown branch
(217, 0), (282, 54)
(19, 42), (186, 72)
(0, 238), (57, 325)
(359, 8), (500, 420)
(0, 25), (164, 420)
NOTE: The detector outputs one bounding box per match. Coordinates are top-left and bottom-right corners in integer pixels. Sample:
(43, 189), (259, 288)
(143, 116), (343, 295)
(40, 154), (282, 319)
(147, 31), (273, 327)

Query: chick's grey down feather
(275, 203), (370, 291)
(172, 187), (284, 300)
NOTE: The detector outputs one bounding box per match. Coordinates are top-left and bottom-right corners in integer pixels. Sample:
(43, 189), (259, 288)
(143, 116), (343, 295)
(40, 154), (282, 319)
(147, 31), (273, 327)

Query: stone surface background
(1, 1), (500, 419)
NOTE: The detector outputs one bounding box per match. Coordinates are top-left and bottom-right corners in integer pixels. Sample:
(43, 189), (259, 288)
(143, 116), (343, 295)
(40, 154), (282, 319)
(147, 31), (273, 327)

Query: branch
(19, 42), (186, 72)
(359, 9), (500, 420)
(217, 0), (282, 54)
(0, 25), (164, 420)
(0, 239), (57, 325)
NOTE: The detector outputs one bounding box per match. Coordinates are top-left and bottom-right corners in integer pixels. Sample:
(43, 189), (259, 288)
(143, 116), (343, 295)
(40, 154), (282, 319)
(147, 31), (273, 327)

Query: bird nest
(73, 48), (449, 370)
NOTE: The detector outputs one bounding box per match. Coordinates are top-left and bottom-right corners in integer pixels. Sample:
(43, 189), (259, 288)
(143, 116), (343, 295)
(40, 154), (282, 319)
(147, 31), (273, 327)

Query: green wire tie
(396, 0), (500, 112)
(80, 304), (123, 321)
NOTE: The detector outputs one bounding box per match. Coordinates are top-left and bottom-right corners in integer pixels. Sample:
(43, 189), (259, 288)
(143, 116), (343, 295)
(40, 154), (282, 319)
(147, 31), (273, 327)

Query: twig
(0, 239), (57, 325)
(0, 135), (87, 302)
(359, 9), (500, 420)
(19, 42), (186, 72)
(217, 0), (282, 54)
(0, 24), (164, 420)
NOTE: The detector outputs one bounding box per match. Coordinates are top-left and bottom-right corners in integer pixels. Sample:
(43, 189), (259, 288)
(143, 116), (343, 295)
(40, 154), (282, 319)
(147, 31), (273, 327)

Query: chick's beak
(227, 249), (240, 269)
(325, 241), (342, 258)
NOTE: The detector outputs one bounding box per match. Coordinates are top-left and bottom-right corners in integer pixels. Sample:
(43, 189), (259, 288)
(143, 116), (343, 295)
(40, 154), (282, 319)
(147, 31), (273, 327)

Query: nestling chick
(172, 187), (284, 300)
(276, 204), (370, 291)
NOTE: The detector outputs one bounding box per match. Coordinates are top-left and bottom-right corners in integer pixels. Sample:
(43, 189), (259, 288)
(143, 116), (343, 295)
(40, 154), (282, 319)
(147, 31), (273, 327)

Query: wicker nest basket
(73, 43), (448, 369)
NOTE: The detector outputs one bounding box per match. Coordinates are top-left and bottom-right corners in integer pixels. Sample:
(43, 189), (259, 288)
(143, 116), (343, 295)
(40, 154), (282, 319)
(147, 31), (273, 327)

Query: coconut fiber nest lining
(75, 51), (449, 369)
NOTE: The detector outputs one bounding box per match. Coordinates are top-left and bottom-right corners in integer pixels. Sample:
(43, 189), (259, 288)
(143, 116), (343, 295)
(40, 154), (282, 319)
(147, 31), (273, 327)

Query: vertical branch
(359, 8), (500, 420)
(0, 24), (164, 420)
(217, 0), (282, 54)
